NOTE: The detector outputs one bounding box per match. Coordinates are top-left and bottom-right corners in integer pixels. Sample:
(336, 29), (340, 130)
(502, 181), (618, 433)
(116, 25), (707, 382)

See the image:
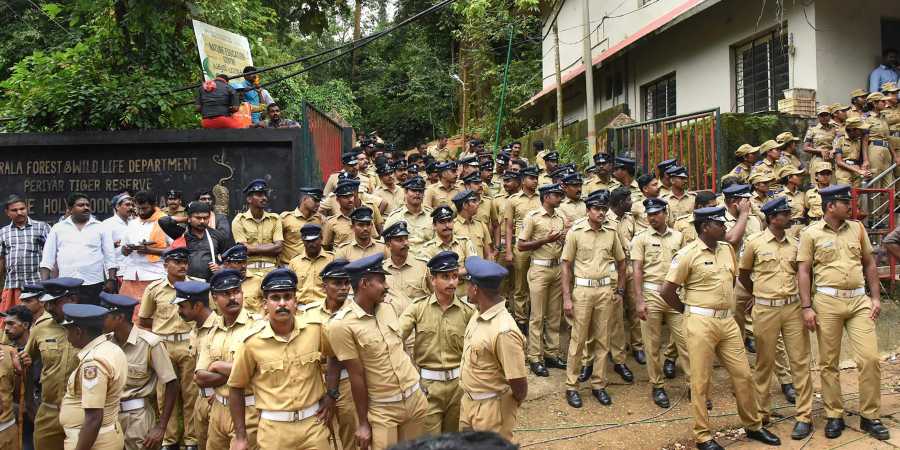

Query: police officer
(661, 165), (695, 226)
(323, 179), (363, 250)
(20, 277), (82, 450)
(611, 157), (642, 208)
(748, 172), (774, 223)
(775, 165), (808, 239)
(776, 132), (803, 169)
(558, 172), (586, 225)
(424, 161), (462, 209)
(864, 92), (895, 189)
(101, 293), (177, 450)
(833, 117), (872, 187)
(632, 197), (689, 409)
(279, 188), (325, 266)
(384, 177), (434, 255)
(459, 256), (527, 442)
(336, 207), (386, 261)
(227, 268), (336, 449)
(232, 179), (284, 277)
(804, 105), (837, 179)
(138, 248), (200, 450)
(219, 244), (265, 314)
(398, 251), (474, 435)
(583, 153), (617, 195)
(59, 304), (127, 450)
(504, 166), (540, 331)
(537, 152), (559, 186)
(721, 184), (760, 347)
(327, 254), (427, 450)
(848, 88), (868, 120)
(288, 224), (334, 305)
(374, 164), (403, 214)
(726, 144), (759, 183)
(662, 207), (781, 450)
(738, 197), (813, 440)
(494, 171), (521, 307)
(461, 172), (496, 239)
(420, 206), (477, 298)
(382, 222), (430, 309)
(805, 161), (833, 222)
(656, 159), (678, 197)
(561, 189), (626, 407)
(798, 185), (890, 440)
(324, 150), (371, 196)
(750, 140), (785, 191)
(0, 339), (18, 449)
(607, 187), (644, 373)
(452, 190), (493, 259)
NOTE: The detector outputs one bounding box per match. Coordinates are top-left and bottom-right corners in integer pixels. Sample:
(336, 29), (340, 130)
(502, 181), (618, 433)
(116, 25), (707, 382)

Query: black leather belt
(871, 139), (891, 148)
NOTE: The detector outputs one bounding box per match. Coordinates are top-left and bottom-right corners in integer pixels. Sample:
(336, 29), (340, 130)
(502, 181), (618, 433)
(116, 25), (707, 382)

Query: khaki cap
(734, 143), (759, 157)
(748, 171), (776, 184)
(866, 92), (886, 102)
(812, 161), (833, 174)
(817, 104), (832, 115)
(830, 103), (850, 112)
(850, 88), (868, 99)
(845, 116), (871, 130)
(777, 165), (805, 179)
(775, 132), (800, 144)
(758, 140), (784, 153)
(881, 81), (899, 93)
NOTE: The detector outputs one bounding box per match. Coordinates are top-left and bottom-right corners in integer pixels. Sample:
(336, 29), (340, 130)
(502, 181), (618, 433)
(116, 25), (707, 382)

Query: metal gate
(303, 102), (346, 184)
(605, 108), (722, 191)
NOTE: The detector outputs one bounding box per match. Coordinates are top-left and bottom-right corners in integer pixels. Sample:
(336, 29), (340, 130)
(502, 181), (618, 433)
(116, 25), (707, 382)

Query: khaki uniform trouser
(835, 166), (862, 188)
(868, 144), (894, 188)
(368, 389), (428, 450)
(459, 390), (519, 443)
(751, 301), (813, 423)
(641, 291), (691, 388)
(0, 422), (17, 450)
(421, 378), (462, 435)
(814, 293), (882, 420)
(685, 311), (761, 443)
(257, 416), (330, 449)
(119, 400), (157, 450)
(334, 377), (357, 450)
(63, 422), (124, 450)
(34, 402), (64, 450)
(246, 266), (275, 280)
(526, 264), (562, 361)
(566, 285), (613, 389)
(581, 271), (643, 367)
(511, 248), (531, 323)
(208, 400), (259, 450)
(735, 280), (792, 384)
(498, 244), (514, 306)
(193, 394), (212, 450)
(160, 340), (198, 446)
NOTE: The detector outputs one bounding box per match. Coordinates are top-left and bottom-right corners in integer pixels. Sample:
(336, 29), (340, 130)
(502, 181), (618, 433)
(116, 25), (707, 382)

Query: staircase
(854, 164), (898, 293)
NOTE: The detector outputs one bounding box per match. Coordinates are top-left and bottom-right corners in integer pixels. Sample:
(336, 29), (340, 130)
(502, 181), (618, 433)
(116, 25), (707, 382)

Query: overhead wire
(23, 0), (75, 37)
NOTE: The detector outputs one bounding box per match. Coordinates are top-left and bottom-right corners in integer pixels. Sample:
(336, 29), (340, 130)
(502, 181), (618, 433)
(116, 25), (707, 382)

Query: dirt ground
(512, 300), (900, 449)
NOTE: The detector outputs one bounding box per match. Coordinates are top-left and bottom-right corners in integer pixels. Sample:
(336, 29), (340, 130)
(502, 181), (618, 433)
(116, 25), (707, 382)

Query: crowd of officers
(0, 81), (899, 450)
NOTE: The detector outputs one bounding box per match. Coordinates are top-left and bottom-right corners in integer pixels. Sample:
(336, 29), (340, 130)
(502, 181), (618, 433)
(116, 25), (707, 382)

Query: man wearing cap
(191, 271), (265, 450)
(558, 172), (586, 225)
(748, 172), (775, 223)
(324, 149), (370, 197)
(518, 183), (567, 376)
(738, 197), (814, 440)
(374, 165), (403, 214)
(335, 207), (386, 262)
(385, 177), (434, 255)
(424, 161), (463, 210)
(458, 158), (481, 187)
(504, 167), (540, 331)
(232, 179), (283, 278)
(656, 159), (678, 197)
(776, 132), (803, 170)
(20, 277), (81, 450)
(279, 188), (325, 267)
(633, 173), (662, 229)
(804, 106), (837, 178)
(164, 191), (187, 219)
(382, 222), (430, 309)
(806, 161), (833, 222)
(327, 254), (427, 450)
(138, 248), (201, 449)
(721, 184), (761, 347)
(749, 140), (786, 192)
(631, 197), (689, 409)
(452, 190), (493, 259)
(226, 268), (336, 449)
(833, 117), (872, 186)
(560, 189), (626, 407)
(726, 144), (759, 183)
(479, 160), (502, 198)
(864, 92), (896, 190)
(102, 293), (177, 450)
(494, 172), (521, 303)
(775, 165), (809, 238)
(583, 153), (617, 195)
(1, 194), (50, 316)
(848, 88), (868, 120)
(461, 173), (497, 242)
(611, 157), (642, 205)
(662, 207), (780, 449)
(324, 179), (365, 250)
(661, 166), (694, 226)
(798, 185), (889, 441)
(421, 207), (477, 298)
(119, 191), (169, 317)
(216, 244), (264, 315)
(287, 225), (334, 305)
(398, 251), (475, 435)
(537, 152), (559, 185)
(458, 256), (527, 442)
(831, 103), (850, 136)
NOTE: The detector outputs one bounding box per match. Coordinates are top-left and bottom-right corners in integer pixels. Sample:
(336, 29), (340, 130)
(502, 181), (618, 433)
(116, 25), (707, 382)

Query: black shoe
(744, 337), (756, 354)
(614, 363), (634, 383)
(781, 383), (796, 404)
(824, 417), (845, 439)
(663, 359), (677, 379)
(633, 350), (646, 365)
(545, 356), (567, 369)
(578, 362), (593, 382)
(745, 428), (781, 446)
(696, 439), (724, 450)
(791, 421), (812, 440)
(566, 389), (583, 408)
(529, 361), (549, 377)
(652, 387), (670, 408)
(860, 417), (891, 440)
(591, 388), (612, 405)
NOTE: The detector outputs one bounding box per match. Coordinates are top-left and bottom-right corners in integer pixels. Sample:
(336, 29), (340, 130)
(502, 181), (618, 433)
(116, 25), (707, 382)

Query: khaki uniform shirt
(320, 195), (384, 228)
(427, 145), (453, 162)
(492, 192), (515, 248)
(613, 212), (646, 260)
(232, 211), (284, 266)
(228, 316), (329, 411)
(662, 191), (695, 226)
(665, 239), (737, 310)
(197, 309), (265, 397)
(750, 193), (771, 223)
(334, 240), (386, 262)
(289, 251), (335, 305)
(504, 191), (540, 240)
(420, 236), (477, 297)
(162, 207), (187, 219)
(384, 255), (431, 304)
(865, 111), (891, 140)
(327, 300), (420, 399)
(324, 171), (372, 197)
(724, 210), (762, 253)
(322, 211), (354, 249)
(805, 122), (837, 150)
(726, 163), (752, 183)
(424, 183), (463, 210)
(558, 197), (586, 225)
(751, 159), (783, 190)
(59, 335), (127, 430)
(0, 344), (17, 423)
(834, 135), (863, 163)
(535, 150), (548, 170)
(630, 226), (684, 284)
(384, 206), (434, 253)
(398, 295), (475, 369)
(848, 106), (864, 121)
(805, 186), (825, 220)
(139, 277), (196, 335)
(797, 220), (872, 290)
(454, 216), (492, 258)
(776, 187), (806, 220)
(475, 196), (495, 228)
(279, 208), (325, 265)
(673, 214), (697, 244)
(561, 219), (625, 281)
(111, 326), (176, 400)
(582, 177), (617, 197)
(374, 185), (403, 215)
(24, 317), (79, 406)
(780, 152), (803, 170)
(191, 313), (219, 385)
(518, 208), (565, 261)
(460, 301), (527, 394)
(739, 229), (799, 299)
(241, 274), (265, 314)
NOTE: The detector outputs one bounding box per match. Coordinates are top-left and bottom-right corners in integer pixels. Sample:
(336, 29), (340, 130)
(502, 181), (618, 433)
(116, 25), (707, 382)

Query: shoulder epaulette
(301, 301), (323, 312)
(136, 329), (164, 347)
(333, 307), (351, 320)
(239, 326), (265, 343)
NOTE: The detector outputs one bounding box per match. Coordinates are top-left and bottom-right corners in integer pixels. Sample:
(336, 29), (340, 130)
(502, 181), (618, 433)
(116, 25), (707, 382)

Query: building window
(734, 29), (789, 113)
(642, 73), (676, 120)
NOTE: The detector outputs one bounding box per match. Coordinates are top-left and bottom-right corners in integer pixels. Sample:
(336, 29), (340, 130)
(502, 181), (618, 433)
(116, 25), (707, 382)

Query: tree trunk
(553, 21), (564, 141)
(352, 0), (363, 80)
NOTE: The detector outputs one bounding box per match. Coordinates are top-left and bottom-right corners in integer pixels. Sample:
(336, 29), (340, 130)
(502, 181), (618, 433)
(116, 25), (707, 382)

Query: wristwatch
(326, 388), (340, 400)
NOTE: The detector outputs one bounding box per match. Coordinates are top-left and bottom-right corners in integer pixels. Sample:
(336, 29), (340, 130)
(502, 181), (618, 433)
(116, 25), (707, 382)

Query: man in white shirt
(102, 193), (134, 277)
(118, 191), (169, 319)
(40, 192), (118, 305)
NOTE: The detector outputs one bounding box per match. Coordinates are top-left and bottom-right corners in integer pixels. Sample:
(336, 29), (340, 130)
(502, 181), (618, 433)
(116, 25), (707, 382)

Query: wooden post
(553, 20), (564, 141)
(582, 0), (597, 155)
